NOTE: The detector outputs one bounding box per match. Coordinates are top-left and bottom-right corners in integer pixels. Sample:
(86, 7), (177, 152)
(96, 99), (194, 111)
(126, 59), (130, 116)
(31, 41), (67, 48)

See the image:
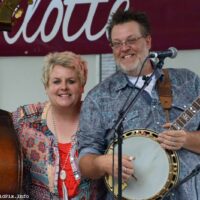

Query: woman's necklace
(51, 108), (79, 200)
(59, 153), (70, 181)
(51, 108), (72, 200)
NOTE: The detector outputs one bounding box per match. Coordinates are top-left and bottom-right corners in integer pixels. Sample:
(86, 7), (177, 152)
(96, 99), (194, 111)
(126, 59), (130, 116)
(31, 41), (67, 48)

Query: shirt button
(70, 157), (74, 161)
(171, 192), (175, 196)
(156, 122), (160, 125)
(75, 174), (80, 179)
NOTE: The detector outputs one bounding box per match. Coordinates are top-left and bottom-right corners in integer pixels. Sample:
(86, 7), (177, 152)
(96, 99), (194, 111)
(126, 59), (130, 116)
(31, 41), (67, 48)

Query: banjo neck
(170, 96), (200, 130)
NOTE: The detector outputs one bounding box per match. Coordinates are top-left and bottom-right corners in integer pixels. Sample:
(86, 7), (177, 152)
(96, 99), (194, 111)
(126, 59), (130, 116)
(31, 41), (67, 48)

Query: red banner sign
(0, 0), (199, 56)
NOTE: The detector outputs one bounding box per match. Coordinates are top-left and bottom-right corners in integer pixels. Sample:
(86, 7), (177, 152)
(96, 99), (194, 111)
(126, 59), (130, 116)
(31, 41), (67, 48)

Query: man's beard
(116, 57), (144, 76)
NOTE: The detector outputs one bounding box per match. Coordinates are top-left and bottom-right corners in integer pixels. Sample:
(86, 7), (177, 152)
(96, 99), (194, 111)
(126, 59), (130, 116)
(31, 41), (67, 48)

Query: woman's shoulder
(12, 101), (48, 123)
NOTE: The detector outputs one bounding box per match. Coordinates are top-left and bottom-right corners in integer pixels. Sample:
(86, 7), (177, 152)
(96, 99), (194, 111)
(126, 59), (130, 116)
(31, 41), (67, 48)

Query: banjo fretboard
(170, 96), (200, 130)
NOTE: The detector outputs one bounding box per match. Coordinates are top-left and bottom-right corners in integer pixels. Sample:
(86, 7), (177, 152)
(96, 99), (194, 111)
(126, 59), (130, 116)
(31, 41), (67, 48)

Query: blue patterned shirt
(77, 68), (200, 200)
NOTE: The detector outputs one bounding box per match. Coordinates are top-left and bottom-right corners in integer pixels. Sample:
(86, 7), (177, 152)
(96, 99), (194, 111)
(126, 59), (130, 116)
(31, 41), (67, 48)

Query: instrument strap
(156, 69), (172, 123)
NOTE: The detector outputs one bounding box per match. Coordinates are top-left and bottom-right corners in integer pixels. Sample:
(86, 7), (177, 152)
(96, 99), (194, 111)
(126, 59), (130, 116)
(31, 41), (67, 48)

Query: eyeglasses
(110, 36), (144, 50)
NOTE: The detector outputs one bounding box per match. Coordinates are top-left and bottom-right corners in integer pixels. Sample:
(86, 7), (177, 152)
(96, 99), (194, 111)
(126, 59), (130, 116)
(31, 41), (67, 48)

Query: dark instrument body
(0, 109), (23, 195)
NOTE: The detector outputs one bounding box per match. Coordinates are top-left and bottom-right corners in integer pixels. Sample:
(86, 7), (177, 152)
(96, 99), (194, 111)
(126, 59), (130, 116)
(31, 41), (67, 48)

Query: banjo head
(105, 129), (179, 200)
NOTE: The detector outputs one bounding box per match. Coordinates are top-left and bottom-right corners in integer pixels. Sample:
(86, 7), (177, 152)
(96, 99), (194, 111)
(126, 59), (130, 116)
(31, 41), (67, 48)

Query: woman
(12, 51), (91, 199)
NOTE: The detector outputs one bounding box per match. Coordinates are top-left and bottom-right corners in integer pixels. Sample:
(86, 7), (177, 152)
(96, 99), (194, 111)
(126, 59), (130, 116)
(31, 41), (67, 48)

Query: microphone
(149, 47), (178, 59)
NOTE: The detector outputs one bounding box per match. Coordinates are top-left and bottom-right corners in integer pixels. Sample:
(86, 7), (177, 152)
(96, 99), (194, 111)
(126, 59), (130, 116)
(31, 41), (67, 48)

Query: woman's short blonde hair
(42, 51), (88, 88)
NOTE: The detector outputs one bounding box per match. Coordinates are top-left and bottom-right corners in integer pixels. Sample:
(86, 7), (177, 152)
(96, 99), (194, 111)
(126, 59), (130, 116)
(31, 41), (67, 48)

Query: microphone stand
(109, 56), (165, 200)
(162, 164), (200, 199)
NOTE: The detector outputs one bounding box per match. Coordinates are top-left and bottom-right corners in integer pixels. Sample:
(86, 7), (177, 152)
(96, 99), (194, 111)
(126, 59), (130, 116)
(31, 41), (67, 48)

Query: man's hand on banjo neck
(157, 123), (200, 153)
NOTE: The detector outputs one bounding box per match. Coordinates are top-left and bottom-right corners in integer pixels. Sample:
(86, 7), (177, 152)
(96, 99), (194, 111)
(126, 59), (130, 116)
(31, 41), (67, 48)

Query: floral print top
(12, 102), (92, 200)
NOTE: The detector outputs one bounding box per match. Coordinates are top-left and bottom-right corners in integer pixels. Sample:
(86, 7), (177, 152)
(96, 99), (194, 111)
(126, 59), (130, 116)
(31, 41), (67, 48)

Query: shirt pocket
(104, 111), (138, 148)
(122, 110), (140, 131)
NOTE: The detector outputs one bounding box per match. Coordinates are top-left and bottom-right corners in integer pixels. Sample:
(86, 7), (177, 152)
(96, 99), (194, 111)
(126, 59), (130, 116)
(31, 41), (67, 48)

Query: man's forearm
(184, 131), (200, 153)
(79, 154), (107, 179)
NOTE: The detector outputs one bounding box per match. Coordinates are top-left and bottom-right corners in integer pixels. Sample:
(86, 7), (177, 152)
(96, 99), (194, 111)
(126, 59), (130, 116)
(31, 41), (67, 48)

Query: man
(77, 9), (200, 200)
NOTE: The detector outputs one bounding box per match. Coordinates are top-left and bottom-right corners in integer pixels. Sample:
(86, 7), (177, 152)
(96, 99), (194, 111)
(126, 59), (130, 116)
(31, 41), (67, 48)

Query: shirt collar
(111, 70), (131, 91)
(42, 101), (51, 120)
(112, 62), (163, 92)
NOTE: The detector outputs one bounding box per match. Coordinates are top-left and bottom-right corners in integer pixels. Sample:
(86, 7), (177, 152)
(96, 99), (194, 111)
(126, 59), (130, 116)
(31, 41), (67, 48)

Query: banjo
(105, 96), (200, 200)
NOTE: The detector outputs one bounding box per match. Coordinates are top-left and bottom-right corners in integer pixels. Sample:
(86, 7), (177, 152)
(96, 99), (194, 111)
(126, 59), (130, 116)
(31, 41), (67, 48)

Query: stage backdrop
(0, 0), (200, 56)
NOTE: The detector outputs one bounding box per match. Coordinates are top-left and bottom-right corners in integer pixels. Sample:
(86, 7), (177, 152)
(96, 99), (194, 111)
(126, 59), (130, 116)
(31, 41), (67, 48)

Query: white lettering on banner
(3, 0), (130, 44)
